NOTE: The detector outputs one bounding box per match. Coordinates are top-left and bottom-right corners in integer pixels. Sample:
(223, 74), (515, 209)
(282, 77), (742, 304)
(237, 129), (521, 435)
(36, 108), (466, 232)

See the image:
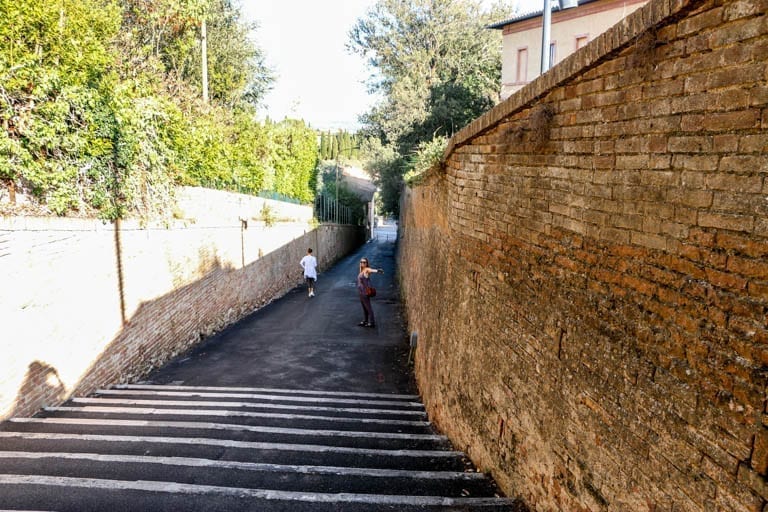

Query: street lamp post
(540, 0), (553, 73)
(201, 17), (209, 103)
(540, 0), (579, 73)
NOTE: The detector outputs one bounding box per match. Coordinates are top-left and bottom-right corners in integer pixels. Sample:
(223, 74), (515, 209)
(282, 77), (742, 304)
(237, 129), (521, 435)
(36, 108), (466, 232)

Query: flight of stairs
(0, 384), (522, 511)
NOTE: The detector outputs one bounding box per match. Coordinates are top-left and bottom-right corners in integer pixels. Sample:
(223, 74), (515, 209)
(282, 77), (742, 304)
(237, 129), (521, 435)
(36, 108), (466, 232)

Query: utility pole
(201, 18), (209, 103)
(541, 0), (579, 73)
(540, 0), (552, 73)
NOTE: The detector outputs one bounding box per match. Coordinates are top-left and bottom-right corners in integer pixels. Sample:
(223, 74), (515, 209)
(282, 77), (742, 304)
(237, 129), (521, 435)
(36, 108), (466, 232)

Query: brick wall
(399, 0), (767, 510)
(1, 188), (364, 419)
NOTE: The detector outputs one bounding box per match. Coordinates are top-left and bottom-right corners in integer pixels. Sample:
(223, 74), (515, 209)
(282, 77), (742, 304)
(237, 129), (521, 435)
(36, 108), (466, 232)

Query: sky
(241, 0), (539, 132)
(241, 0), (380, 132)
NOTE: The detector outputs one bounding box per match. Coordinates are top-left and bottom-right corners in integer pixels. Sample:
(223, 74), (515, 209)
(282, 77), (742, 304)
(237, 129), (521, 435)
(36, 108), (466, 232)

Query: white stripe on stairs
(9, 417), (446, 442)
(0, 432), (462, 458)
(0, 451), (483, 481)
(0, 474), (515, 507)
(45, 406), (430, 427)
(95, 389), (423, 408)
(117, 383), (420, 400)
(71, 397), (427, 417)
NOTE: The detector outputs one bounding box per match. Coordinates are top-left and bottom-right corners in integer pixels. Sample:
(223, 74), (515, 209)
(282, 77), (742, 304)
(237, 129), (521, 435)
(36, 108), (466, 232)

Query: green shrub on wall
(267, 119), (319, 204)
(0, 0), (122, 216)
(404, 136), (447, 186)
(0, 0), (318, 221)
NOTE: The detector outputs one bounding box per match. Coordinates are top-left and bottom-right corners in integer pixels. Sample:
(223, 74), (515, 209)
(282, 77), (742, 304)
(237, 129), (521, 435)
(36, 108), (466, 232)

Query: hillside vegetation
(0, 0), (317, 221)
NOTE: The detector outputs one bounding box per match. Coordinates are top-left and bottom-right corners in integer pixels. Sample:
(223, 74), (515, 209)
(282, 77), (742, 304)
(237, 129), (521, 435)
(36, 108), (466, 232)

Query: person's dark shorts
(305, 277), (316, 286)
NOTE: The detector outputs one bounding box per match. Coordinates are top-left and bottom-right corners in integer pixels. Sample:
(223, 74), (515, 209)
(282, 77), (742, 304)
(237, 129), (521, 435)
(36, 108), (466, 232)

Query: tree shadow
(6, 222), (365, 419)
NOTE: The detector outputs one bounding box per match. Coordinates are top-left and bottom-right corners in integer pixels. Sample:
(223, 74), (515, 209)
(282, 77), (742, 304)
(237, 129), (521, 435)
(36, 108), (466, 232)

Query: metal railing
(314, 193), (356, 225)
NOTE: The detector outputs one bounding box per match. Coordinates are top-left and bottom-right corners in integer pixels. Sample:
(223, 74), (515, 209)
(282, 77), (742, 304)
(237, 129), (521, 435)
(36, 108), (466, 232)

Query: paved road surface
(147, 230), (413, 394)
(0, 230), (523, 511)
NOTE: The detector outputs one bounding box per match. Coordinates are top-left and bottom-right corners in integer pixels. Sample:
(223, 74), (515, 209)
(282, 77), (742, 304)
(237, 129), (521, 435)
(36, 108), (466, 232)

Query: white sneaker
(310, 291), (315, 297)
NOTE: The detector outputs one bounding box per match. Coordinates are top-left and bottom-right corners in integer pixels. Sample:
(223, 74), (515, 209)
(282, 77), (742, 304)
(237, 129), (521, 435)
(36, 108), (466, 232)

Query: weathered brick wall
(1, 188), (364, 419)
(399, 0), (767, 510)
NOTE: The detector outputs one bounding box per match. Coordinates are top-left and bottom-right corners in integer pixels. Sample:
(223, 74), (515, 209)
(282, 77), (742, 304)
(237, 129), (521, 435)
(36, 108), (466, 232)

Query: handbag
(365, 286), (377, 297)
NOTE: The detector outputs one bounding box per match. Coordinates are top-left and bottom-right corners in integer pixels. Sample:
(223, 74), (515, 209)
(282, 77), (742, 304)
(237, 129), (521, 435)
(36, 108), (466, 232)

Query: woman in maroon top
(357, 257), (383, 328)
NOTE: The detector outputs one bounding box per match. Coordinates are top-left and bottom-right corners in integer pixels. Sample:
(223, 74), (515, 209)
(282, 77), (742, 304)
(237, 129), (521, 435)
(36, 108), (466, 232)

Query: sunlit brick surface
(400, 0), (768, 510)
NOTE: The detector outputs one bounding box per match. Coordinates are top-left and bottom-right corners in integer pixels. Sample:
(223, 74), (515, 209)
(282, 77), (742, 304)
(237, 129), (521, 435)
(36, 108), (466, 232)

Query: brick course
(400, 0), (768, 510)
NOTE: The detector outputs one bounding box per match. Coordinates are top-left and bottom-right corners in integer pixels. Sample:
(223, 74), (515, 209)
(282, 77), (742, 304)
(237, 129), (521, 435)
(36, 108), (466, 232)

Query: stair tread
(0, 385), (516, 511)
(0, 474), (515, 507)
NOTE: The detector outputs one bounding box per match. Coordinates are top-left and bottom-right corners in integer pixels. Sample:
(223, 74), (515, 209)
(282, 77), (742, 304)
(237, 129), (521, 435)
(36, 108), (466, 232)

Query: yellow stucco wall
(500, 0), (647, 99)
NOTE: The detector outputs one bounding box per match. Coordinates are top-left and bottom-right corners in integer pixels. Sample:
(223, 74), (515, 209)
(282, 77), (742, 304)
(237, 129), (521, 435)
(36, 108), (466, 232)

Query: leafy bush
(0, 0), (121, 216)
(0, 0), (322, 221)
(267, 119), (319, 204)
(404, 136), (447, 185)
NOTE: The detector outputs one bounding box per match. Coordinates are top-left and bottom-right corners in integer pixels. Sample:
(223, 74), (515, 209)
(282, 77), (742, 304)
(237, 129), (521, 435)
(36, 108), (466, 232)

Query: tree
(268, 119), (318, 203)
(120, 0), (273, 108)
(184, 0), (274, 107)
(349, 0), (506, 148)
(330, 135), (339, 161)
(316, 161), (368, 225)
(319, 131), (330, 160)
(0, 0), (312, 221)
(348, 0), (509, 214)
(0, 0), (123, 215)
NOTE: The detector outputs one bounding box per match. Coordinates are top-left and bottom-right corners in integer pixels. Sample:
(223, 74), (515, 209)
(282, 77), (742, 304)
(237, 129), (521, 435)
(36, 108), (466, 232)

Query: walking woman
(357, 257), (383, 328)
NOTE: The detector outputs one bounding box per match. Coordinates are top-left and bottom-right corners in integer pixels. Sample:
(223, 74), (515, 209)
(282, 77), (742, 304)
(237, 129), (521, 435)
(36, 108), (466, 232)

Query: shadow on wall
(7, 222), (364, 419)
(11, 361), (66, 418)
(69, 257), (235, 401)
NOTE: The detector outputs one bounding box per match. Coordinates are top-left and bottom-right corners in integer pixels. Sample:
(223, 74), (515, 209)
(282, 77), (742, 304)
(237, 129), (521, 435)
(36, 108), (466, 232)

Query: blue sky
(242, 0), (538, 131)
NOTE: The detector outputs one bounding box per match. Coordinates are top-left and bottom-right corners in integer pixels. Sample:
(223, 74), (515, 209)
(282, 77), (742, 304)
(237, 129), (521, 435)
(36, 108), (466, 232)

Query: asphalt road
(145, 225), (415, 395)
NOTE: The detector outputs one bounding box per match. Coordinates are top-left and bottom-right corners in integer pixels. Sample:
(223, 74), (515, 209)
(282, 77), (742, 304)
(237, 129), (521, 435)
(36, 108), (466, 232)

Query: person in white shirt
(299, 248), (318, 297)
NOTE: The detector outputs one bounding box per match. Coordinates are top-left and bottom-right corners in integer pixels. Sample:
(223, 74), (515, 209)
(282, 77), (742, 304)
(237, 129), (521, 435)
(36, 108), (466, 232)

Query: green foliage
(318, 129), (363, 162)
(348, 0), (510, 213)
(184, 0), (274, 106)
(317, 161), (367, 225)
(108, 82), (183, 221)
(230, 110), (270, 192)
(0, 0), (122, 216)
(0, 0), (121, 86)
(0, 0), (322, 220)
(267, 119), (319, 203)
(361, 139), (404, 216)
(259, 202), (276, 227)
(176, 106), (272, 198)
(403, 136), (448, 185)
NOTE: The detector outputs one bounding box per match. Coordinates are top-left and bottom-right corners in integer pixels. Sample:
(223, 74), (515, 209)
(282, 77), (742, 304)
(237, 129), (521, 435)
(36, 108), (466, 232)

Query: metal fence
(258, 190), (302, 204)
(314, 193), (357, 225)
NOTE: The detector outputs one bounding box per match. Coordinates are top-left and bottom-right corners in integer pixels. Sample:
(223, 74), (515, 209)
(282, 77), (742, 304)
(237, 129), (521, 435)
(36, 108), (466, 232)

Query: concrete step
(0, 451), (496, 497)
(41, 404), (435, 434)
(0, 385), (520, 511)
(71, 395), (428, 420)
(0, 475), (520, 512)
(0, 431), (468, 471)
(115, 384), (422, 401)
(4, 417), (449, 451)
(100, 385), (426, 412)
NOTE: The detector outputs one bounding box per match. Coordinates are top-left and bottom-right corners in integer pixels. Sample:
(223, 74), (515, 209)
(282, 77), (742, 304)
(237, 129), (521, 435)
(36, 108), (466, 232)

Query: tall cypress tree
(330, 136), (339, 161)
(319, 131), (329, 160)
(341, 131), (351, 158)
